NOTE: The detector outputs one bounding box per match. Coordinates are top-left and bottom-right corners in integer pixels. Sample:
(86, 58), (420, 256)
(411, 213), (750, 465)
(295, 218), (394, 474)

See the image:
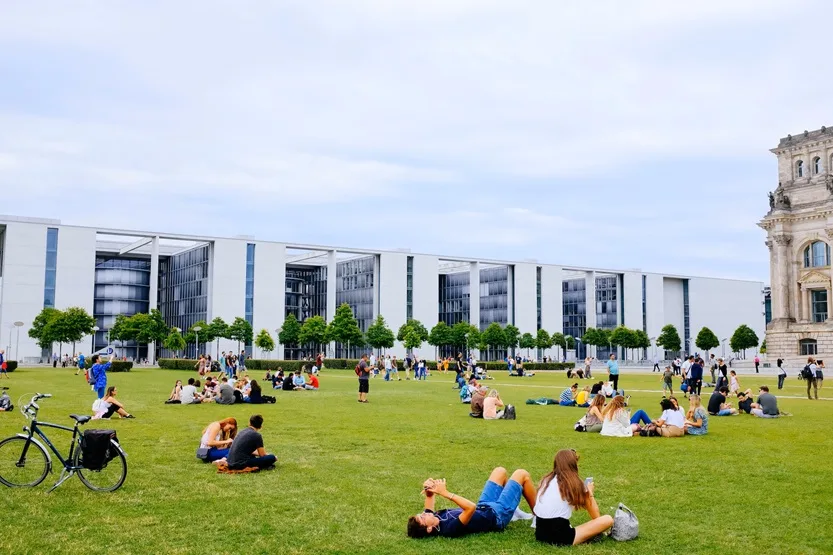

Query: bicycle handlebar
(21, 393), (52, 420)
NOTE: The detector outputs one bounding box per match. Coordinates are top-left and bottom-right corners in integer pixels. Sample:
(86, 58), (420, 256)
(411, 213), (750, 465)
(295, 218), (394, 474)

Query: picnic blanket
(525, 398), (558, 405)
(216, 462), (260, 474)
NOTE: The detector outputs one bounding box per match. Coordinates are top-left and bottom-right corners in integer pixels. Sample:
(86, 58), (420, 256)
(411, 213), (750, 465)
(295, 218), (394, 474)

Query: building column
(469, 262), (480, 332)
(803, 286), (811, 322)
(507, 265), (515, 325)
(148, 236), (159, 365)
(827, 285), (833, 322)
(372, 254), (380, 320)
(585, 271), (596, 360)
(326, 250), (337, 357)
(771, 234), (792, 321)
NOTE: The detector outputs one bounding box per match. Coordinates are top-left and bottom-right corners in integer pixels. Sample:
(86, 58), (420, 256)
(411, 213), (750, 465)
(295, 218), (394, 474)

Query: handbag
(574, 415), (588, 431)
(501, 404), (516, 420)
(610, 503), (639, 541)
(196, 447), (211, 461)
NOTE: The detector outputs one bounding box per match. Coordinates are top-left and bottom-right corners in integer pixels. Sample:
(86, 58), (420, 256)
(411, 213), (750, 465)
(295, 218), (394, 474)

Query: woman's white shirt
(660, 409), (685, 428)
(600, 409), (633, 437)
(534, 477), (574, 519)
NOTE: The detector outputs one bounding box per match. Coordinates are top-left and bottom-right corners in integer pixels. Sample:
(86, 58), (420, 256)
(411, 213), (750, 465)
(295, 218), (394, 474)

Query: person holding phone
(534, 449), (614, 546)
(90, 353), (115, 399)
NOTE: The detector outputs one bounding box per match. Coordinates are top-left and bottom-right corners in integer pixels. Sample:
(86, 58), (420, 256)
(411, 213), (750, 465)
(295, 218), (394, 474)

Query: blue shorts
(478, 479), (522, 529)
(718, 409), (734, 416)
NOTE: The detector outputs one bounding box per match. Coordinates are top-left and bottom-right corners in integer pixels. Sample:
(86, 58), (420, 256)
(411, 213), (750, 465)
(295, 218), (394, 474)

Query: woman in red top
(305, 373), (319, 390)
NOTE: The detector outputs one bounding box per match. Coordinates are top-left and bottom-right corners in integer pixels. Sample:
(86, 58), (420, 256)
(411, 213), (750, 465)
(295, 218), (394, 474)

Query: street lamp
(13, 321), (24, 361)
(564, 335), (573, 362)
(721, 338), (728, 358)
(91, 326), (100, 354)
(575, 338), (582, 361)
(650, 337), (657, 360)
(7, 325), (13, 361)
(193, 326), (202, 359)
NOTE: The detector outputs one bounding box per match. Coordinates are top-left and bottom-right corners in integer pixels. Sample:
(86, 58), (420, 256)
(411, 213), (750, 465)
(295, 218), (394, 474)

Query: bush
(157, 358), (574, 373)
(478, 361), (575, 371)
(81, 360), (132, 372)
(158, 359), (200, 370)
(5, 361), (18, 372)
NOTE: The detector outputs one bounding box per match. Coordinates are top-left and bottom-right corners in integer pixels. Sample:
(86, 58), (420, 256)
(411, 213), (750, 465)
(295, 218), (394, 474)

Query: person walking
(754, 355), (760, 374)
(357, 354), (371, 403)
(776, 358), (787, 390)
(0, 350), (8, 379)
(708, 354), (717, 384)
(606, 354), (620, 392)
(803, 357), (819, 400)
(652, 356), (661, 373)
(74, 352), (86, 376)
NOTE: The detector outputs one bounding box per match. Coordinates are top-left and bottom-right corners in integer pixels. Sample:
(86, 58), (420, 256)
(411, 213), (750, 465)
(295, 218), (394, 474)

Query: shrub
(158, 359), (200, 370)
(81, 360), (132, 372)
(5, 361), (18, 372)
(157, 358), (574, 372)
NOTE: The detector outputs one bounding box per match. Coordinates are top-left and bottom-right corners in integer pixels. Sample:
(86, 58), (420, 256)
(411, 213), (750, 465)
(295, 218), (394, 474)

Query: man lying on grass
(407, 467), (535, 538)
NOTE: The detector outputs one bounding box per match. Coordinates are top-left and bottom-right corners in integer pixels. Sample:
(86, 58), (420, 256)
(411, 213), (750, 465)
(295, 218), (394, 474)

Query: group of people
(166, 374), (286, 405)
(198, 414), (277, 470)
(460, 378), (507, 419)
(265, 368), (319, 391)
(574, 393), (707, 437)
(408, 450), (615, 547)
(706, 385), (783, 418)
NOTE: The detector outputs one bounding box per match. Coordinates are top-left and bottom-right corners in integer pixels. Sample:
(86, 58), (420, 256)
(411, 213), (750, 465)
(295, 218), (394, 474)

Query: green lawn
(0, 367), (829, 555)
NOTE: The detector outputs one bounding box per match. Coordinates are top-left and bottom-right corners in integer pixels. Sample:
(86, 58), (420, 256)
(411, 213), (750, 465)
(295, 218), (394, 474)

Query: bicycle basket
(80, 430), (118, 470)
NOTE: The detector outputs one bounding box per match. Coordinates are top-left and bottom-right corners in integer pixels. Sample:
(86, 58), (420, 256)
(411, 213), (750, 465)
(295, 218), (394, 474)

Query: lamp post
(721, 338), (727, 358)
(575, 337), (582, 362)
(7, 325), (13, 360)
(13, 321), (24, 361)
(650, 337), (657, 360)
(564, 335), (573, 362)
(91, 325), (100, 355)
(193, 326), (202, 359)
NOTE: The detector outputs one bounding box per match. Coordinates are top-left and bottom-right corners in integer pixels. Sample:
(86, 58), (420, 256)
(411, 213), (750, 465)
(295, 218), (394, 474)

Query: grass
(0, 367), (830, 555)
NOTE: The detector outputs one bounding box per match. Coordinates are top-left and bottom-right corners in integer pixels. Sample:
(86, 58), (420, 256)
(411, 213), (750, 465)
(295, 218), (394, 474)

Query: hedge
(81, 360), (133, 372)
(158, 358), (574, 372)
(4, 361), (18, 372)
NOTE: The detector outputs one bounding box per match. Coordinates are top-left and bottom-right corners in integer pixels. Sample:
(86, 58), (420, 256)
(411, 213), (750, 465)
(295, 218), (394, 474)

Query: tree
(403, 328), (423, 352)
(503, 325), (520, 357)
(206, 317), (229, 357)
(760, 339), (767, 354)
(298, 315), (328, 355)
(467, 325), (482, 353)
(730, 324), (759, 357)
(48, 307), (96, 355)
(109, 314), (136, 357)
(278, 313), (302, 356)
(695, 327), (720, 355)
(550, 332), (565, 359)
(609, 326), (637, 360)
(428, 321), (452, 360)
(228, 317), (254, 353)
(449, 321), (471, 352)
(656, 324), (682, 356)
(366, 315), (396, 355)
(519, 332), (536, 357)
(254, 329), (276, 358)
(184, 320), (210, 356)
(163, 328), (186, 356)
(29, 307), (62, 352)
(397, 319), (429, 343)
(535, 329), (552, 359)
(327, 303), (364, 356)
(633, 329), (651, 360)
(136, 309), (169, 360)
(482, 322), (507, 361)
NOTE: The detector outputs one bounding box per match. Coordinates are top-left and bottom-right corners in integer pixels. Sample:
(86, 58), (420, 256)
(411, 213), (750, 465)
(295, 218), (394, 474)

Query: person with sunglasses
(534, 449), (614, 546)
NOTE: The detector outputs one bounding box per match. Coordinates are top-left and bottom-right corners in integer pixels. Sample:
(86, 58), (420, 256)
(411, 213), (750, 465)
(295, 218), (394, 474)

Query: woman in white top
(600, 396), (638, 437)
(200, 418), (237, 462)
(534, 449), (614, 546)
(650, 398), (685, 437)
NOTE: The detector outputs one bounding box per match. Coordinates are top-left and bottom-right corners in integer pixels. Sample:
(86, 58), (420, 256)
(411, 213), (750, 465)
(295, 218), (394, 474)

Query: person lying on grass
(407, 467), (536, 538)
(533, 449), (614, 546)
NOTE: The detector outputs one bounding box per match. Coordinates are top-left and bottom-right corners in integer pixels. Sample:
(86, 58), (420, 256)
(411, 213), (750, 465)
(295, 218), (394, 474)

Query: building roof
(775, 126), (833, 149)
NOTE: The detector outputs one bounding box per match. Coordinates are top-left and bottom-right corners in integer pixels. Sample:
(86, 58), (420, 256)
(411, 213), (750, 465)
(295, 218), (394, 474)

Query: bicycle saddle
(69, 414), (92, 424)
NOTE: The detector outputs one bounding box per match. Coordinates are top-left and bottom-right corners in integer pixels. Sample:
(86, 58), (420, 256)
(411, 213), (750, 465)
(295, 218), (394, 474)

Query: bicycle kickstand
(47, 467), (75, 493)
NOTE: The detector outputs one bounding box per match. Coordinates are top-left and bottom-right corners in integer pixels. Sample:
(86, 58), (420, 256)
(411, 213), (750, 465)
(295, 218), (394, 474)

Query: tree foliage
(278, 313), (302, 347)
(428, 321), (452, 349)
(228, 317), (254, 350)
(730, 324), (759, 356)
(327, 304), (364, 348)
(298, 315), (328, 348)
(535, 329), (552, 350)
(503, 325), (520, 352)
(366, 315), (395, 352)
(28, 307), (63, 350)
(254, 329), (276, 356)
(695, 327), (720, 353)
(449, 321), (471, 350)
(519, 332), (536, 354)
(656, 324), (682, 353)
(163, 328), (186, 354)
(403, 328), (423, 351)
(467, 325), (482, 351)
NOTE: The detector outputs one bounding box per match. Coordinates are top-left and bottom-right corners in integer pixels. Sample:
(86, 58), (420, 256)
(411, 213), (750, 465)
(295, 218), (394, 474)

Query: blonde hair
(602, 395), (626, 421)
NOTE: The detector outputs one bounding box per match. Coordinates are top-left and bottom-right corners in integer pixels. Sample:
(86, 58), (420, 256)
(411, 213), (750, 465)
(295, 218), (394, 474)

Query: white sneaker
(511, 508), (533, 522)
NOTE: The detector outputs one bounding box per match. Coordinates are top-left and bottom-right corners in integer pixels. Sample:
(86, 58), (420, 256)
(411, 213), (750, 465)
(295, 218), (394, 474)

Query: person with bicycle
(90, 354), (115, 399)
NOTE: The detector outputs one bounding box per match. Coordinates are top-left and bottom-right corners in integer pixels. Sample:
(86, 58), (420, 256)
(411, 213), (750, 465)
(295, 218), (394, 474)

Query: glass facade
(439, 272), (470, 326)
(683, 279), (691, 354)
(158, 245), (210, 358)
(812, 289), (828, 323)
(536, 267), (542, 330)
(285, 267), (327, 322)
(479, 267), (508, 331)
(93, 256), (151, 359)
(764, 288), (772, 325)
(245, 244), (255, 354)
(406, 256), (414, 321)
(563, 279), (586, 360)
(43, 228), (58, 309)
(336, 256), (375, 358)
(594, 276), (618, 360)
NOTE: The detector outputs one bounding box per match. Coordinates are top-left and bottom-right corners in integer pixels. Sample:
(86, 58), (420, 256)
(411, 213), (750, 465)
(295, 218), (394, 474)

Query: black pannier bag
(81, 429), (118, 470)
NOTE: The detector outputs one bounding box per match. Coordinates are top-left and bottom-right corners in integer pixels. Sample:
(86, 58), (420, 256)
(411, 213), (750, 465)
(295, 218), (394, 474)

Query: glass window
(797, 160), (804, 177)
(800, 338), (818, 355)
(814, 157), (822, 175)
(812, 290), (828, 323)
(804, 241), (830, 267)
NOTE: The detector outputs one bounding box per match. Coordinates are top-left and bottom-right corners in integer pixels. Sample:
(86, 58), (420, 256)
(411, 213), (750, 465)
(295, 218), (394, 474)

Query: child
(729, 370), (740, 396)
(662, 366), (673, 397)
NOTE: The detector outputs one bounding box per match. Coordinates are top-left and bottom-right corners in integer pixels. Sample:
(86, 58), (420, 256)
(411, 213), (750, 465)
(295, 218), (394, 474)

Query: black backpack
(80, 429), (118, 470)
(801, 365), (814, 380)
(502, 405), (516, 420)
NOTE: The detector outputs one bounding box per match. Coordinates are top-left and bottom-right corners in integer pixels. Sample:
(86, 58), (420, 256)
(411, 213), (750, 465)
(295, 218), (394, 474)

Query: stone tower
(759, 126), (833, 364)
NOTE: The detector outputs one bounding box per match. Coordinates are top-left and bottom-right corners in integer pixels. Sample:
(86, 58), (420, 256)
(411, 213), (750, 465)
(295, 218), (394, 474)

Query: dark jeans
(611, 375), (619, 391)
(233, 454), (277, 470)
(778, 374), (786, 390)
(692, 379), (702, 396)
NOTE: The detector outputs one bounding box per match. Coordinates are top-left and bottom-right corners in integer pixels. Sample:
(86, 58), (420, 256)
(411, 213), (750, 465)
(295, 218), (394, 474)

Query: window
(812, 290), (828, 323)
(800, 338), (818, 356)
(803, 241), (830, 268)
(814, 157), (822, 175)
(797, 160), (804, 177)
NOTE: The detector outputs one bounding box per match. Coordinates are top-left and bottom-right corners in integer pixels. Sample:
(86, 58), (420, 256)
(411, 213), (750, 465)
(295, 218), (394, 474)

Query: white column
(469, 262), (480, 331)
(507, 265), (515, 325)
(585, 272), (597, 329)
(803, 286), (811, 322)
(326, 250), (337, 357)
(827, 286), (833, 322)
(148, 236), (159, 365)
(372, 254), (380, 319)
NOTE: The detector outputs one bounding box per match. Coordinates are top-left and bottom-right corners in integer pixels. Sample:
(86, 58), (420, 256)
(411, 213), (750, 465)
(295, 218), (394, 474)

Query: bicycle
(0, 393), (127, 492)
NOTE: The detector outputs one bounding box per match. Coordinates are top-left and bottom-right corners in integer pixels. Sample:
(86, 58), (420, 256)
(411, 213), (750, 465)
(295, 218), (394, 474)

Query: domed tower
(760, 126), (833, 364)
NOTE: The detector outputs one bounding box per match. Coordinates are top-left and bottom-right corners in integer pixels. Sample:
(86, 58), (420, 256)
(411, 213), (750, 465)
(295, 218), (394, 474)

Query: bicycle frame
(20, 418), (80, 471)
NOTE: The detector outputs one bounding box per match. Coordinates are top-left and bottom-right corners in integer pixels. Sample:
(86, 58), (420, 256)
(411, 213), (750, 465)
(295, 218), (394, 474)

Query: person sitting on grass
(305, 372), (319, 390)
(534, 449), (614, 546)
(281, 372), (295, 391)
(559, 384), (579, 406)
(166, 380), (183, 404)
(575, 386), (591, 408)
(590, 381), (604, 397)
(736, 390), (754, 414)
(225, 414), (277, 471)
(199, 417), (238, 463)
(707, 386), (737, 416)
(483, 390), (506, 420)
(575, 394), (606, 433)
(0, 387), (13, 412)
(180, 378), (199, 405)
(600, 396), (639, 437)
(96, 386), (135, 419)
(292, 370), (306, 390)
(407, 467), (536, 539)
(751, 386), (781, 418)
(684, 394), (708, 435)
(470, 386), (487, 418)
(216, 376), (235, 405)
(245, 380), (263, 404)
(650, 398), (685, 437)
(272, 369), (284, 390)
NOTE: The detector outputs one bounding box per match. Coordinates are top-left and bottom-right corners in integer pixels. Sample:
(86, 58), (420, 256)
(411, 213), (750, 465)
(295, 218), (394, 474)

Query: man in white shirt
(681, 356), (693, 380)
(180, 378), (199, 405)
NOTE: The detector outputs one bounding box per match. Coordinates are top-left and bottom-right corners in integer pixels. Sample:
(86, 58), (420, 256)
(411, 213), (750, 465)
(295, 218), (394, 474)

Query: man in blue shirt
(90, 354), (114, 399)
(559, 383), (578, 406)
(606, 354), (620, 391)
(407, 467), (535, 538)
(74, 353), (86, 376)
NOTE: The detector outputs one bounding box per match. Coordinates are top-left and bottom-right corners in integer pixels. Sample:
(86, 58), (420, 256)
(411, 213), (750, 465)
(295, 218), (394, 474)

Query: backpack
(80, 429), (119, 470)
(355, 364), (362, 377)
(501, 404), (516, 420)
(460, 387), (472, 403)
(87, 365), (97, 385)
(801, 365), (814, 380)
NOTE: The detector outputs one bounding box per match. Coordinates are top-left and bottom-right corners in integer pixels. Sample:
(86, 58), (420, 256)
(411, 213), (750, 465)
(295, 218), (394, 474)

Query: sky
(1, 0), (831, 283)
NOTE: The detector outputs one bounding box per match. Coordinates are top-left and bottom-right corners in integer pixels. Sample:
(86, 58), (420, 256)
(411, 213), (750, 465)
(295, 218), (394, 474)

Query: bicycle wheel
(75, 440), (127, 492)
(0, 436), (50, 487)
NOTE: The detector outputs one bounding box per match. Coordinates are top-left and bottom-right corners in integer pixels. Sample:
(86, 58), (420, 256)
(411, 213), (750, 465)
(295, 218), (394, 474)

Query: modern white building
(0, 214), (766, 363)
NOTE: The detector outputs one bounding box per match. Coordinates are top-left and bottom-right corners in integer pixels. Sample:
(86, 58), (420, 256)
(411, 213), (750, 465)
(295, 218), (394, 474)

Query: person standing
(0, 350), (7, 379)
(226, 414), (277, 470)
(74, 352), (86, 376)
(239, 350), (247, 372)
(804, 357), (819, 400)
(776, 358), (787, 390)
(606, 354), (620, 392)
(652, 356), (661, 373)
(90, 354), (115, 399)
(357, 354), (371, 403)
(754, 355), (760, 374)
(384, 355), (392, 381)
(584, 357), (593, 379)
(708, 354), (717, 384)
(816, 359), (825, 390)
(689, 357), (703, 396)
(716, 358), (729, 389)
